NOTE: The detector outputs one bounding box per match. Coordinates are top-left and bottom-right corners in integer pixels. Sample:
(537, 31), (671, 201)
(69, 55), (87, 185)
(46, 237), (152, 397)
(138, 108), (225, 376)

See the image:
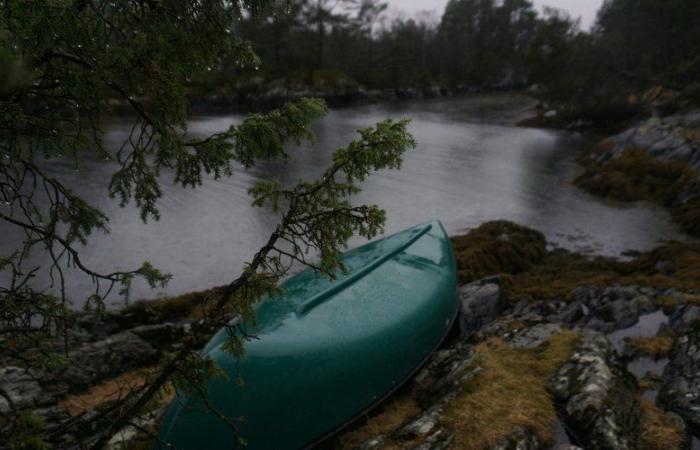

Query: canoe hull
(158, 221), (459, 449)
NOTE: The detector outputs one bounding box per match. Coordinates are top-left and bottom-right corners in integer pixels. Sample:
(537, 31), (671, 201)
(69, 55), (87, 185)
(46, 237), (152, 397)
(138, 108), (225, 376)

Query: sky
(385, 0), (605, 29)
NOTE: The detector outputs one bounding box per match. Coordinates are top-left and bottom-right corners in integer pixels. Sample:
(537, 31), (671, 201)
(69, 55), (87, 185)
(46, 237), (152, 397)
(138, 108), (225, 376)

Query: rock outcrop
(548, 331), (642, 450)
(606, 110), (700, 171)
(659, 330), (700, 434)
(459, 276), (508, 335)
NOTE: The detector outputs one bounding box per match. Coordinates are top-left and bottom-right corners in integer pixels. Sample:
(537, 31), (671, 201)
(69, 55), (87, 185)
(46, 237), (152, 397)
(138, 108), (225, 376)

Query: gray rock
(0, 367), (43, 414)
(508, 323), (562, 349)
(669, 305), (700, 334)
(409, 428), (453, 450)
(395, 406), (442, 440)
(56, 331), (157, 390)
(549, 331), (641, 450)
(459, 277), (508, 335)
(659, 330), (700, 434)
(490, 427), (540, 450)
(558, 301), (588, 325)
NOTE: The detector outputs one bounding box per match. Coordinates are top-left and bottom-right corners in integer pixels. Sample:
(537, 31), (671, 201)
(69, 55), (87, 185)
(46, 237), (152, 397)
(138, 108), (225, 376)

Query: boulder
(55, 331), (157, 390)
(459, 277), (508, 336)
(508, 323), (562, 349)
(548, 331), (641, 450)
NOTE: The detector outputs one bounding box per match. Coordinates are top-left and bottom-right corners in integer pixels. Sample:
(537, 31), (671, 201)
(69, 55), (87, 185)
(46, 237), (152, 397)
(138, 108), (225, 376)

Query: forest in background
(198, 0), (700, 127)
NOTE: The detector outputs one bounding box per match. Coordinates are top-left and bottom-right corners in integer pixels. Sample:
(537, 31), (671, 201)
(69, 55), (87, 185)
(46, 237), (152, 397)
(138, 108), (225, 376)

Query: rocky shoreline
(3, 221), (700, 449)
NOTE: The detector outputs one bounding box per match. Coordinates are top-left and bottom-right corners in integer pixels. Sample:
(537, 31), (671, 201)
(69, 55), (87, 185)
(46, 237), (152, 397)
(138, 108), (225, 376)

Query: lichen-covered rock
(54, 331), (157, 390)
(659, 330), (700, 434)
(459, 277), (508, 335)
(548, 331), (641, 450)
(508, 323), (562, 349)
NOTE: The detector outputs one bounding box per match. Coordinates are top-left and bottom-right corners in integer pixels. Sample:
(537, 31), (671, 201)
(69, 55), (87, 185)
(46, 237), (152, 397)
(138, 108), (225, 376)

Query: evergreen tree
(0, 1), (414, 447)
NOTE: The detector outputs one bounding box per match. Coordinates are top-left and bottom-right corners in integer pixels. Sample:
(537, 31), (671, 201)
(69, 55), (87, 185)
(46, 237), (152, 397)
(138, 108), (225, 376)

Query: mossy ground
(451, 221), (700, 302)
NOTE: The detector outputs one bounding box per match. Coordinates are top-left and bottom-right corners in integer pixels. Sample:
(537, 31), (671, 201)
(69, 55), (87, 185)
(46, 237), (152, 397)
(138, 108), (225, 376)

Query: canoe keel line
(157, 221), (460, 449)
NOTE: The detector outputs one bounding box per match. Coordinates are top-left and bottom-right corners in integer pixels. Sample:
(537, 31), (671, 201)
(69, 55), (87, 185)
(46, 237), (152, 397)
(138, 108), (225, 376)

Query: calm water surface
(2, 94), (691, 307)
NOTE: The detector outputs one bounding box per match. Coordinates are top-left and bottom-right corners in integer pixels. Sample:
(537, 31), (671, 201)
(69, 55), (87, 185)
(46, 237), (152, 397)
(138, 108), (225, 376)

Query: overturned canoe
(157, 221), (459, 449)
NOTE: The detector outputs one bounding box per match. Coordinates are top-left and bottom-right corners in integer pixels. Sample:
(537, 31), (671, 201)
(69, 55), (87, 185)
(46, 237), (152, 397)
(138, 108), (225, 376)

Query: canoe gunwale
(297, 224), (433, 315)
(301, 290), (460, 449)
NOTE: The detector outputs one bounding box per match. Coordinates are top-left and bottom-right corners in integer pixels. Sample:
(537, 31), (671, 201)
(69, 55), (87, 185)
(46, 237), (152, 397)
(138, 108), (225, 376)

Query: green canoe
(157, 221), (459, 449)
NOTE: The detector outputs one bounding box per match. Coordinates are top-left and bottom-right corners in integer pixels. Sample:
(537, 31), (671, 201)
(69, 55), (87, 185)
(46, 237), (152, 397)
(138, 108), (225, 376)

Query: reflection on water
(607, 311), (670, 353)
(1, 94), (693, 307)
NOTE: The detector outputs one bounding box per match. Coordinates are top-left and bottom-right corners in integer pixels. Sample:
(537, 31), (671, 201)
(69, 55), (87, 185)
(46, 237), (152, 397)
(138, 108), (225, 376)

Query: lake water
(2, 93), (691, 307)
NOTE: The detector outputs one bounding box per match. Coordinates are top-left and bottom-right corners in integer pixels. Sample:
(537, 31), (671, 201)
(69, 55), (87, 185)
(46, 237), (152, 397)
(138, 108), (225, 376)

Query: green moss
(450, 221), (547, 285)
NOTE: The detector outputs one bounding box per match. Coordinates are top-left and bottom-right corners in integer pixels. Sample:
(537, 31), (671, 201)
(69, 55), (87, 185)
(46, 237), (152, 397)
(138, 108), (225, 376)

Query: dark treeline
(234, 0), (576, 90)
(214, 0), (700, 126)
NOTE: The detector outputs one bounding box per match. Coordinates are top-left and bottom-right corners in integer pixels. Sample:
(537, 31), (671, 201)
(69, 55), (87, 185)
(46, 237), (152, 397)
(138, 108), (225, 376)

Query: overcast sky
(385, 0), (605, 29)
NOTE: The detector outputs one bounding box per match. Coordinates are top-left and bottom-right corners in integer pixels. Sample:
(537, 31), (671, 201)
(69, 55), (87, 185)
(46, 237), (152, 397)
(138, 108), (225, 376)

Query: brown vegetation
(123, 287), (225, 322)
(639, 399), (686, 450)
(451, 221), (700, 302)
(441, 332), (579, 449)
(59, 367), (174, 417)
(629, 336), (674, 359)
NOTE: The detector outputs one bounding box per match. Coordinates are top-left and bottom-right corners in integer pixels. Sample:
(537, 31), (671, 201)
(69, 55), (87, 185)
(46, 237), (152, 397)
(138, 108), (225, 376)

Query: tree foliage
(0, 0), (415, 447)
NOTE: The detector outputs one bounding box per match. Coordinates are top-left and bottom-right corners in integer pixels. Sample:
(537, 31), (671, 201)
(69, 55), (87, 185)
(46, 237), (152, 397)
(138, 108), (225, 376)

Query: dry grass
(441, 332), (580, 449)
(335, 396), (422, 450)
(629, 336), (674, 359)
(639, 399), (686, 450)
(59, 367), (174, 416)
